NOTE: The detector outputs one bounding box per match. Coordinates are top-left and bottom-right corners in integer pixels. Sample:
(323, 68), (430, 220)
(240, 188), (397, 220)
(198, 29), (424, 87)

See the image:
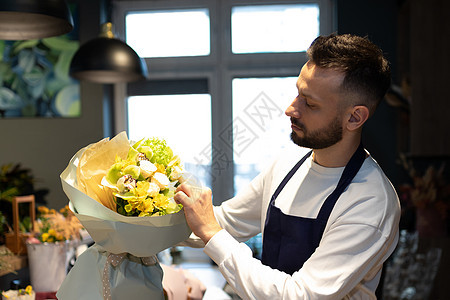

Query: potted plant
(26, 205), (83, 292)
(0, 163), (47, 254)
(0, 163), (35, 223)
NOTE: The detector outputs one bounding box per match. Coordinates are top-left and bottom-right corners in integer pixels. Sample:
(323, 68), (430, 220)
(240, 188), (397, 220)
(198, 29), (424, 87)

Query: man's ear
(346, 105), (369, 131)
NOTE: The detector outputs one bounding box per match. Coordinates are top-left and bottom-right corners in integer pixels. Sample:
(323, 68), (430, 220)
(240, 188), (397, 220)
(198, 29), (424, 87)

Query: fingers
(176, 183), (204, 202)
(176, 183), (191, 196)
(174, 190), (194, 206)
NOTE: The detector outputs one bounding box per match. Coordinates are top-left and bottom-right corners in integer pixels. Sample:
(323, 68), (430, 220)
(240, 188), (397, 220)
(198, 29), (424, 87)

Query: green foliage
(0, 163), (34, 202)
(0, 164), (37, 238)
(0, 211), (7, 235)
(132, 137), (174, 167)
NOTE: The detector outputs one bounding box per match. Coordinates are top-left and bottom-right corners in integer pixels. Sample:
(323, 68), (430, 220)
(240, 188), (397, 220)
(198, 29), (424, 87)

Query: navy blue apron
(261, 143), (366, 275)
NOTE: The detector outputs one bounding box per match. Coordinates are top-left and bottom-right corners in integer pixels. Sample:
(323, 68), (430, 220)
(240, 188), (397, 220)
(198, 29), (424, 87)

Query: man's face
(285, 61), (346, 150)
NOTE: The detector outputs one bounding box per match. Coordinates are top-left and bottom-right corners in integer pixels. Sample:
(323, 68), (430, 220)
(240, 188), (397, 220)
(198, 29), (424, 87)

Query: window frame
(112, 0), (336, 203)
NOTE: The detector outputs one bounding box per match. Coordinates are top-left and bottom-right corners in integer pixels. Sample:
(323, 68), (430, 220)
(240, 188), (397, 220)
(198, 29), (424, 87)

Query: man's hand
(174, 183), (223, 244)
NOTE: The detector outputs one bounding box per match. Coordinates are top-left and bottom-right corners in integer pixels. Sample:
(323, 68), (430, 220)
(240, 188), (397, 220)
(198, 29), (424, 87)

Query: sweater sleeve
(212, 169), (266, 242)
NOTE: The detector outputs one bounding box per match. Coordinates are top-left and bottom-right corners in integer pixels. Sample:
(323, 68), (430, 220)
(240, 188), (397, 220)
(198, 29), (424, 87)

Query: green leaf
(0, 40), (5, 62)
(0, 87), (22, 110)
(54, 84), (80, 117)
(0, 61), (14, 83)
(106, 162), (125, 185)
(42, 36), (79, 52)
(22, 66), (45, 86)
(123, 165), (140, 179)
(54, 49), (76, 81)
(45, 77), (67, 98)
(17, 50), (36, 73)
(0, 187), (20, 202)
(13, 40), (39, 54)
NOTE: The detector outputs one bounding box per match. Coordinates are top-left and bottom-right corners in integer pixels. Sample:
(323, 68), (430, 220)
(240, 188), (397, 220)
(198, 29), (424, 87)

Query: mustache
(290, 117), (305, 130)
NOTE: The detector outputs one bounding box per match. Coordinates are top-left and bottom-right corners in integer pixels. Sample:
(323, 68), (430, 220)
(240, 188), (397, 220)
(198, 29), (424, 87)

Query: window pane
(232, 77), (298, 192)
(232, 4), (319, 54)
(128, 94), (212, 186)
(126, 9), (210, 58)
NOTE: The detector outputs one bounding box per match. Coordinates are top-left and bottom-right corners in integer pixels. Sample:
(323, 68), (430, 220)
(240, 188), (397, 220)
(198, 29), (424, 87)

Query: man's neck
(312, 137), (362, 168)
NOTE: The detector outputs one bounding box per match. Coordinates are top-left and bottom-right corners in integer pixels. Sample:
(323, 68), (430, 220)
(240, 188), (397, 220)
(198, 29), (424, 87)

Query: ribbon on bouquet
(102, 252), (158, 300)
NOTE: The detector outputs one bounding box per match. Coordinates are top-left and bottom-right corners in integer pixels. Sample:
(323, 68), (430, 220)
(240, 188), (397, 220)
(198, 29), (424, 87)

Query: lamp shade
(0, 0), (73, 40)
(70, 37), (148, 83)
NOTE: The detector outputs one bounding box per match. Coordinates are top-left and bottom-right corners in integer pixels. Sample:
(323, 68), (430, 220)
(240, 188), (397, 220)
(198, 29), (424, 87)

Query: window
(231, 4), (320, 54)
(126, 9), (210, 58)
(113, 0), (335, 202)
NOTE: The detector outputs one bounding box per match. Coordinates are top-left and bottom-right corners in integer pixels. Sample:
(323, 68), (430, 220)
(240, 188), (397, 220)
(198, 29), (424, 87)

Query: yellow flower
(38, 206), (49, 214)
(155, 163), (166, 174)
(48, 228), (56, 236)
(60, 205), (70, 216)
(124, 204), (133, 213)
(41, 233), (49, 242)
(136, 181), (150, 198)
(153, 193), (169, 209)
(138, 211), (150, 217)
(25, 285), (32, 294)
(138, 198), (154, 214)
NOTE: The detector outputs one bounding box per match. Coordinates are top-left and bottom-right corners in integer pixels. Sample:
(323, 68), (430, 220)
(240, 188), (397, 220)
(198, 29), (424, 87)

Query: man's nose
(285, 98), (301, 118)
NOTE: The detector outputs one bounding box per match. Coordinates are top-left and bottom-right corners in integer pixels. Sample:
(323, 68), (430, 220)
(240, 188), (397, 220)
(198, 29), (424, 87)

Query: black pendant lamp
(69, 22), (147, 83)
(0, 0), (73, 40)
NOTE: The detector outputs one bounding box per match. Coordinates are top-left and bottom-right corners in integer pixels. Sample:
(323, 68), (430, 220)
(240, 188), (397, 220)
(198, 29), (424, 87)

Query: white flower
(101, 176), (119, 192)
(147, 182), (160, 197)
(139, 160), (157, 178)
(151, 172), (170, 190)
(169, 166), (183, 181)
(117, 175), (137, 193)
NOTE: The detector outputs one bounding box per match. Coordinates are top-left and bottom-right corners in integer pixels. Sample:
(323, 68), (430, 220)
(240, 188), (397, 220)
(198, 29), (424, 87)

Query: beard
(290, 116), (343, 149)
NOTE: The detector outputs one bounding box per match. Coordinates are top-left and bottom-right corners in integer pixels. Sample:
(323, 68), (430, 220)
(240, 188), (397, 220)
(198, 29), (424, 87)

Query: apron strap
(264, 150), (312, 226)
(317, 142), (366, 221)
(270, 150), (312, 202)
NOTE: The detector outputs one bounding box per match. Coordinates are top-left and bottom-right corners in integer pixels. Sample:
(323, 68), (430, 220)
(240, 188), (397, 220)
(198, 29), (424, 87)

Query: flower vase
(416, 206), (447, 238)
(26, 242), (68, 292)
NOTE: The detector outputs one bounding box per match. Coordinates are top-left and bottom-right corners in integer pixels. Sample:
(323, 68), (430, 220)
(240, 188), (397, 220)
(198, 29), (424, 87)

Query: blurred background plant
(398, 154), (450, 237)
(32, 205), (83, 243)
(0, 35), (80, 118)
(0, 163), (48, 244)
(0, 211), (11, 245)
(0, 163), (34, 202)
(399, 154), (450, 215)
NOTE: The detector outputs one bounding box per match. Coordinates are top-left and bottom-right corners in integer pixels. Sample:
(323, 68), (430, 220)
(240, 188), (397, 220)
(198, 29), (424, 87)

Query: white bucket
(26, 242), (68, 292)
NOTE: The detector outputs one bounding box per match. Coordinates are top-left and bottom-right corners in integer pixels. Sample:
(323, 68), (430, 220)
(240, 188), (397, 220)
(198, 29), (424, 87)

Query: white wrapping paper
(57, 141), (192, 300)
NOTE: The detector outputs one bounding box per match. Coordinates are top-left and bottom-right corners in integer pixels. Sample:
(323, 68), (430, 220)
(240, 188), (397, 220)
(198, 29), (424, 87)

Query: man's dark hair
(307, 34), (391, 114)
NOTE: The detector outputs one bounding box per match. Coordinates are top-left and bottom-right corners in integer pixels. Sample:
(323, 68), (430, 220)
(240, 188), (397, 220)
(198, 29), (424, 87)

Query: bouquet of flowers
(100, 137), (184, 217)
(58, 132), (196, 300)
